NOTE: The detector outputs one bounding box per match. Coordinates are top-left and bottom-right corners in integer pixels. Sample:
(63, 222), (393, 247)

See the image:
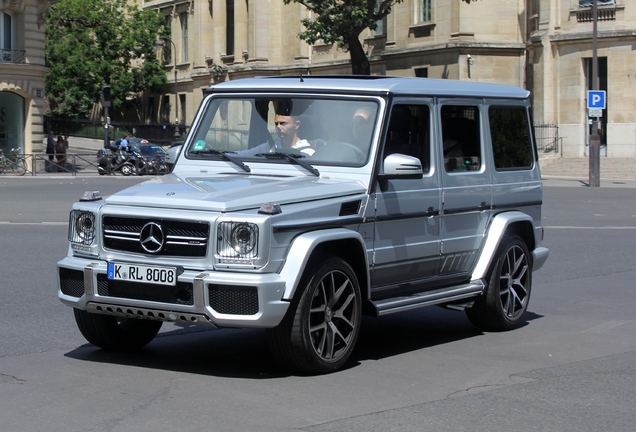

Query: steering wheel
(338, 142), (367, 161)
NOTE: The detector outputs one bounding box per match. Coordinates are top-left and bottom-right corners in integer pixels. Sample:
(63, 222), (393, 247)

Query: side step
(369, 281), (485, 316)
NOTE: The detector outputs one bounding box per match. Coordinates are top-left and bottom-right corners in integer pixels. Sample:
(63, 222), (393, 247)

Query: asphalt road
(1, 177), (635, 432)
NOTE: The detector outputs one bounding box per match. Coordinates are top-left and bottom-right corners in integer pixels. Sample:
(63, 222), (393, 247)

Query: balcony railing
(575, 1), (620, 23)
(0, 49), (26, 64)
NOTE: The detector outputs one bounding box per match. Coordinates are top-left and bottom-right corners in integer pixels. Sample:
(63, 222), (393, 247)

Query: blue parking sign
(587, 91), (606, 109)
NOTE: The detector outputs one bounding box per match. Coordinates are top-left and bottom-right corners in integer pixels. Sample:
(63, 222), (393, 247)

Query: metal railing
(0, 49), (26, 64)
(535, 124), (559, 154)
(0, 153), (167, 177)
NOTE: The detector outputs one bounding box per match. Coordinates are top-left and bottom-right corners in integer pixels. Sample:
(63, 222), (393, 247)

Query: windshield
(186, 96), (380, 166)
(138, 145), (166, 155)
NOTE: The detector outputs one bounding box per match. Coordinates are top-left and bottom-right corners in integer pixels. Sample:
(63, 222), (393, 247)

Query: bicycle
(0, 148), (27, 176)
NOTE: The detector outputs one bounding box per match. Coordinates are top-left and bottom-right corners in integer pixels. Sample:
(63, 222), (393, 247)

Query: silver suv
(58, 76), (549, 374)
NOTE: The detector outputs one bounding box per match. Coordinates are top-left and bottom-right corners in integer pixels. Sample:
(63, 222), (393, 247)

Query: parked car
(58, 76), (549, 374)
(132, 143), (168, 174)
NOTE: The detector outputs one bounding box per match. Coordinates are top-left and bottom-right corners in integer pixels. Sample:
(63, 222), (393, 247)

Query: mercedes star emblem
(140, 222), (165, 253)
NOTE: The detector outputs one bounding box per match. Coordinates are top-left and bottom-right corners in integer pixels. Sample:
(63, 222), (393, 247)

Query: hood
(104, 173), (366, 212)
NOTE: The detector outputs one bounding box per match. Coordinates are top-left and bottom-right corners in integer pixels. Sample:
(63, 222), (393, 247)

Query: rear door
(438, 100), (492, 279)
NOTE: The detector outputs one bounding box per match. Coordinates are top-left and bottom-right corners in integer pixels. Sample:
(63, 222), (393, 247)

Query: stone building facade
(142, 0), (635, 158)
(0, 0), (50, 155)
(528, 0), (635, 157)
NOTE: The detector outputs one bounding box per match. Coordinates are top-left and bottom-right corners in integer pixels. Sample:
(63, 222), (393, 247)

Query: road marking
(0, 221), (67, 225)
(546, 226), (636, 229)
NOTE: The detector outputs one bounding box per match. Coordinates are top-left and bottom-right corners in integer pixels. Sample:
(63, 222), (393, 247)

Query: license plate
(107, 262), (177, 286)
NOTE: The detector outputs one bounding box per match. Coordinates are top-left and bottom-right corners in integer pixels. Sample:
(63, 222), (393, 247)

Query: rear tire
(466, 235), (532, 331)
(73, 308), (162, 350)
(267, 256), (361, 374)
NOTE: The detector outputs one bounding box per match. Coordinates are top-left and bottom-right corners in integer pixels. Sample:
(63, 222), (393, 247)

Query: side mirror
(381, 153), (423, 179)
(165, 142), (183, 170)
(378, 153), (424, 191)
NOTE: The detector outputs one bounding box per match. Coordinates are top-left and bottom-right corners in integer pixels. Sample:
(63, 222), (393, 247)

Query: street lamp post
(154, 37), (180, 139)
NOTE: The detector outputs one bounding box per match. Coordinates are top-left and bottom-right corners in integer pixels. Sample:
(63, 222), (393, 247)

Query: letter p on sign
(587, 91), (606, 110)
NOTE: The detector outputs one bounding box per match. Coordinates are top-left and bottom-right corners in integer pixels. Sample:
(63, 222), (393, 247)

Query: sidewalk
(539, 156), (636, 181)
(67, 137), (108, 153)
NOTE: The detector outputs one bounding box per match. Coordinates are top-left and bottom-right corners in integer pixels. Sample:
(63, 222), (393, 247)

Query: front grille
(97, 274), (194, 305)
(59, 268), (85, 297)
(208, 284), (259, 315)
(102, 216), (209, 257)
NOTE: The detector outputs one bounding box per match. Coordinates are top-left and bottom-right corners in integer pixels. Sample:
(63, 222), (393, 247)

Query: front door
(369, 101), (442, 299)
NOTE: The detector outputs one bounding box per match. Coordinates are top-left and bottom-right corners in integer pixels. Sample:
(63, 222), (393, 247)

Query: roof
(207, 75), (530, 99)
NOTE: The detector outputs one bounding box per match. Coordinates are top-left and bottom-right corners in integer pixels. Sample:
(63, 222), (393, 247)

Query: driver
(232, 102), (314, 156)
(272, 113), (313, 155)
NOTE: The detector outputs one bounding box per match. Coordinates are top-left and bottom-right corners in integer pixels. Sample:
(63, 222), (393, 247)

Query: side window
(384, 104), (431, 173)
(489, 106), (533, 170)
(441, 105), (481, 172)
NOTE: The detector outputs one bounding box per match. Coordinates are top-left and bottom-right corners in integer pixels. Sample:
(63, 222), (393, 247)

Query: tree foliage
(284, 0), (478, 75)
(45, 0), (166, 118)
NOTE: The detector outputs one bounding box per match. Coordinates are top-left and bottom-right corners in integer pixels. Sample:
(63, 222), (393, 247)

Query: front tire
(466, 235), (532, 331)
(120, 162), (137, 176)
(267, 256), (362, 374)
(73, 309), (162, 350)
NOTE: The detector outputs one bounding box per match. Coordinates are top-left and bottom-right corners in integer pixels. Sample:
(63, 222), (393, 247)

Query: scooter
(97, 146), (148, 176)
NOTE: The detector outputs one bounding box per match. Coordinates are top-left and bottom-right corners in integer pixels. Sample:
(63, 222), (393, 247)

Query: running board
(369, 281), (485, 317)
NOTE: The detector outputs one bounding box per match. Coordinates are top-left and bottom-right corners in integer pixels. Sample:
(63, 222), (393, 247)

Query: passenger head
(352, 106), (374, 146)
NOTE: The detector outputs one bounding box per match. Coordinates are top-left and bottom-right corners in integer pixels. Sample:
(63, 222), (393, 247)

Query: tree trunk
(347, 36), (370, 75)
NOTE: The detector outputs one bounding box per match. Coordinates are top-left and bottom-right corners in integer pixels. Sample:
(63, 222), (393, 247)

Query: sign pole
(589, 0), (600, 187)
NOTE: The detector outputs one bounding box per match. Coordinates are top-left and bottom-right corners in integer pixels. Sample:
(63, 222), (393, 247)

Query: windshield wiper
(255, 152), (320, 177)
(190, 149), (251, 173)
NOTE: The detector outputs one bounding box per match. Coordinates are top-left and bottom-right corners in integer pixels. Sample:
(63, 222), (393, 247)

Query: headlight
(217, 222), (259, 263)
(69, 210), (96, 245)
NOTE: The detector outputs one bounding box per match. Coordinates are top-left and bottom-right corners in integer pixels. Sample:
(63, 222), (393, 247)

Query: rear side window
(489, 106), (533, 170)
(441, 105), (481, 172)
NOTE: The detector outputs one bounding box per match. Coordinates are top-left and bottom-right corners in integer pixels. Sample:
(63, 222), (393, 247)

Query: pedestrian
(56, 135), (67, 171)
(46, 130), (56, 172)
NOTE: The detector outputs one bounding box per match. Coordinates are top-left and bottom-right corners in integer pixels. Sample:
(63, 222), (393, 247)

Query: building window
(163, 15), (172, 65)
(1, 12), (13, 50)
(418, 0), (432, 23)
(180, 12), (188, 63)
(527, 0), (539, 35)
(147, 96), (155, 124)
(579, 0), (615, 7)
(373, 1), (386, 36)
(415, 68), (428, 78)
(179, 94), (186, 126)
(161, 95), (170, 123)
(226, 0), (234, 56)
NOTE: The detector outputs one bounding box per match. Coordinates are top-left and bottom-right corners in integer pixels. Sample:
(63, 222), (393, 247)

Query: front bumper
(57, 256), (290, 329)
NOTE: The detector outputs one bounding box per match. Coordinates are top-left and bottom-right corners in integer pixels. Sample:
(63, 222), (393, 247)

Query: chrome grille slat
(102, 216), (210, 257)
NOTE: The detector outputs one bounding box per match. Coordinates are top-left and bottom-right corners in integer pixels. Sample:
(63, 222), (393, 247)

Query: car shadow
(64, 308), (543, 378)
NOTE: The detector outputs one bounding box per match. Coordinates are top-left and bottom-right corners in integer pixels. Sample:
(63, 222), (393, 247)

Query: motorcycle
(97, 146), (149, 176)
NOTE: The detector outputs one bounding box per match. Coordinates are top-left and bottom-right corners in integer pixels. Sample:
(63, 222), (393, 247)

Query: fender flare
(278, 228), (369, 300)
(471, 211), (534, 281)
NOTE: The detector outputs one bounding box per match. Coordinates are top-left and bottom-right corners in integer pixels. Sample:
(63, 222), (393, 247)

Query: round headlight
(230, 223), (257, 255)
(75, 212), (95, 243)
